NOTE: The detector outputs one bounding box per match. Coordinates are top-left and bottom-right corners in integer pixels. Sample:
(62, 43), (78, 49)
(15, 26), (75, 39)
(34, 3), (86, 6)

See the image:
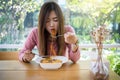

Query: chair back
(0, 51), (19, 60)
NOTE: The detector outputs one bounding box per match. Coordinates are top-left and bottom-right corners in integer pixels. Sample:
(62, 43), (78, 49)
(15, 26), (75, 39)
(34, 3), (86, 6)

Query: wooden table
(0, 60), (120, 80)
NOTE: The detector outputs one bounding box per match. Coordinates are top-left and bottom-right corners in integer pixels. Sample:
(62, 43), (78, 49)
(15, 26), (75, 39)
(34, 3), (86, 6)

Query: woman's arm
(19, 28), (37, 61)
(67, 44), (80, 63)
(65, 25), (80, 63)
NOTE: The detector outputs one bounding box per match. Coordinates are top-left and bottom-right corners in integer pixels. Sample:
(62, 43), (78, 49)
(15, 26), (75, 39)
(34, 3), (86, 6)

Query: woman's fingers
(23, 50), (35, 62)
(24, 58), (30, 63)
(64, 32), (78, 44)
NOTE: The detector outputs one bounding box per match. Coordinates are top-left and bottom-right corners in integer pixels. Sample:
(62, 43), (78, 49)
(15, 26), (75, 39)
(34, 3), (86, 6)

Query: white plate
(40, 62), (62, 70)
(33, 55), (68, 70)
(34, 55), (68, 64)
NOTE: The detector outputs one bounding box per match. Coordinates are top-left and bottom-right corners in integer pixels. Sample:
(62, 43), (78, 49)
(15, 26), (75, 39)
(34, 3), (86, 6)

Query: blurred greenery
(66, 0), (120, 44)
(107, 53), (120, 76)
(66, 0), (120, 25)
(0, 0), (42, 44)
(0, 0), (120, 44)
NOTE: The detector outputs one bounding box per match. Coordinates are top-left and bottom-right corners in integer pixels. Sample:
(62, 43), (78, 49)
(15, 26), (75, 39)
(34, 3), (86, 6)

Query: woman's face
(45, 11), (58, 35)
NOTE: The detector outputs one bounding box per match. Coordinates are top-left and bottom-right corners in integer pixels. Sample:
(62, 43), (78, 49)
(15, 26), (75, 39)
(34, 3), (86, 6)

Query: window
(0, 0), (120, 57)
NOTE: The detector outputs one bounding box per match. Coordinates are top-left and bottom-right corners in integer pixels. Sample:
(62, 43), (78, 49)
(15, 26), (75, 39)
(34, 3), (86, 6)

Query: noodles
(50, 29), (57, 56)
(51, 29), (56, 36)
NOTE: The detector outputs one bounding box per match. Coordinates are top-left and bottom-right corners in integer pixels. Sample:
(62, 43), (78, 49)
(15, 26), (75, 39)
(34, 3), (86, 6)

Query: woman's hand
(64, 32), (78, 44)
(64, 32), (79, 52)
(22, 50), (35, 62)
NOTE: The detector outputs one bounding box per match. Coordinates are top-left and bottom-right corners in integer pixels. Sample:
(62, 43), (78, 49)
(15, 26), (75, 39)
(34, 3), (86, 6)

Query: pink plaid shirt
(19, 25), (80, 62)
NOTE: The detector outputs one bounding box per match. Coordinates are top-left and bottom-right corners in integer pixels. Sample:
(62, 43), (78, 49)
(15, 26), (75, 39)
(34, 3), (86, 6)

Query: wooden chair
(0, 51), (19, 60)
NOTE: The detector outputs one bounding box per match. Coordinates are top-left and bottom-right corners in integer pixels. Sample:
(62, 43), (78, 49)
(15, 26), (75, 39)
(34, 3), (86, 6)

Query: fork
(51, 35), (64, 38)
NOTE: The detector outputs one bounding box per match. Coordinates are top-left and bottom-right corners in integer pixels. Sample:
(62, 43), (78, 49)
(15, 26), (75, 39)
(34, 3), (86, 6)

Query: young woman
(19, 1), (80, 63)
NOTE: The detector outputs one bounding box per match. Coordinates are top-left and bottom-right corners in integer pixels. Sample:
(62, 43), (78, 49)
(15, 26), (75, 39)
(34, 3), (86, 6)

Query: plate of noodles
(34, 56), (68, 70)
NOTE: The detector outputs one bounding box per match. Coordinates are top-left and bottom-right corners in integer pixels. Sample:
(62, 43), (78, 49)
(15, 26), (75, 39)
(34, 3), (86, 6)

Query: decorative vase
(90, 43), (109, 80)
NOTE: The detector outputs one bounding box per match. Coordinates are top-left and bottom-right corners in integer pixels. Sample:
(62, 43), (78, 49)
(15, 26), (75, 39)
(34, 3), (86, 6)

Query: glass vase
(90, 48), (109, 80)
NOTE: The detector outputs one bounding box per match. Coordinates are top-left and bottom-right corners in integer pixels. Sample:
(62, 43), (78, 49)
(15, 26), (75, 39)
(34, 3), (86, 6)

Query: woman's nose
(50, 21), (53, 27)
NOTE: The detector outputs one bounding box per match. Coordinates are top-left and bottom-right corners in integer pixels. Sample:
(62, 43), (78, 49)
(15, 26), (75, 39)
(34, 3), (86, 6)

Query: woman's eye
(54, 19), (58, 22)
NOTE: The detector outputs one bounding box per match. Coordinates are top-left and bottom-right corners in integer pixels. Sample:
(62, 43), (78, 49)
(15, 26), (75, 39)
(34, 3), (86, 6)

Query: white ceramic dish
(34, 56), (68, 70)
(40, 62), (62, 70)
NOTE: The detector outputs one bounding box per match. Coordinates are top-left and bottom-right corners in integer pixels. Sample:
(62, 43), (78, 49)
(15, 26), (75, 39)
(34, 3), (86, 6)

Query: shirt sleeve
(18, 28), (37, 61)
(67, 44), (80, 63)
(65, 25), (80, 63)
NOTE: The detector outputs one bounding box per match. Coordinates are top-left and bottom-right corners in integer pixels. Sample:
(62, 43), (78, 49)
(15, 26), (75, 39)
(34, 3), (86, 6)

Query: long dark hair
(38, 1), (65, 55)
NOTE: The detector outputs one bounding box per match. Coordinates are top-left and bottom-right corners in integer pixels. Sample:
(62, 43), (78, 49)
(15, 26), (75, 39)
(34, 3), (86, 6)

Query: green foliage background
(0, 0), (120, 44)
(0, 0), (42, 43)
(107, 53), (120, 76)
(66, 0), (120, 43)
